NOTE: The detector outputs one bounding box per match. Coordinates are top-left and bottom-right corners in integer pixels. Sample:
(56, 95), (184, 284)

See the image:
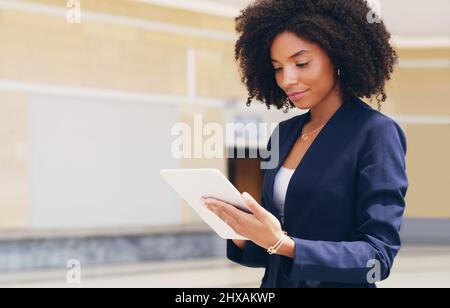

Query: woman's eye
(297, 62), (309, 68)
(274, 63), (308, 72)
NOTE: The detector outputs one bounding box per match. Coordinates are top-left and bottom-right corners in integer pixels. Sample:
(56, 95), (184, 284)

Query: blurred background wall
(0, 0), (449, 273)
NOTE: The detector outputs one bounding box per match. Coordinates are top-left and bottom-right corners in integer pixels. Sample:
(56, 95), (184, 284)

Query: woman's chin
(292, 99), (312, 110)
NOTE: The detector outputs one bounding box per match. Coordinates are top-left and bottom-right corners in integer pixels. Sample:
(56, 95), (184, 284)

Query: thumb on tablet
(242, 192), (264, 219)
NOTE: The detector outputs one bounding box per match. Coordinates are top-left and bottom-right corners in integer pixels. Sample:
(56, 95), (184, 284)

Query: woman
(201, 0), (408, 288)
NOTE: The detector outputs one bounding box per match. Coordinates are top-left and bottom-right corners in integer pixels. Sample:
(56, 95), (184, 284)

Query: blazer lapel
(263, 102), (358, 223)
(283, 102), (358, 229)
(263, 111), (311, 216)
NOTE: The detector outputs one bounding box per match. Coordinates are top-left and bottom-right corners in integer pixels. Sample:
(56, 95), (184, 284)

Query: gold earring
(283, 100), (290, 113)
(246, 96), (252, 107)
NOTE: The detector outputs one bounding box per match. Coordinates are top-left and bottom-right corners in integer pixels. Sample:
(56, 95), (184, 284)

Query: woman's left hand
(200, 192), (284, 250)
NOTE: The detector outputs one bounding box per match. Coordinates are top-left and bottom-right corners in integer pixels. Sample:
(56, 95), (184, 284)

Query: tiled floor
(1, 246), (449, 288)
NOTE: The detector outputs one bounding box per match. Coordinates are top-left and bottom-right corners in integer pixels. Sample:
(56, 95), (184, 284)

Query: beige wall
(0, 0), (241, 229)
(0, 2), (241, 95)
(0, 93), (28, 229)
(385, 48), (450, 218)
(0, 0), (448, 230)
(402, 124), (450, 218)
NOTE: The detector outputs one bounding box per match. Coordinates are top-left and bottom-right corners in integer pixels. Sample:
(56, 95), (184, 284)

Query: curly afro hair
(235, 0), (398, 113)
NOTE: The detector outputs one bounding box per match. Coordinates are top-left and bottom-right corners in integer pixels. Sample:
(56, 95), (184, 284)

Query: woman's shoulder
(353, 97), (405, 136)
(352, 98), (407, 151)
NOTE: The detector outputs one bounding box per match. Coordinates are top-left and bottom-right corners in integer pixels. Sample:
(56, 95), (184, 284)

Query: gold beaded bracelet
(267, 231), (288, 255)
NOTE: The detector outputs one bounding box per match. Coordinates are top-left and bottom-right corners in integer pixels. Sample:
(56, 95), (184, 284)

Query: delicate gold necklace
(300, 124), (325, 141)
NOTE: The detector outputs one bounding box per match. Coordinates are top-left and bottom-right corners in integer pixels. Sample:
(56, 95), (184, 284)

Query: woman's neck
(308, 88), (343, 126)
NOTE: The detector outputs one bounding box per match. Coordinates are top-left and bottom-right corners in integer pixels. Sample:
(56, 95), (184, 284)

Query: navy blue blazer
(227, 97), (409, 288)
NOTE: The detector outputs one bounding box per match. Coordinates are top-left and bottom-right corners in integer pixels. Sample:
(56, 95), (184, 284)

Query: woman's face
(270, 31), (338, 110)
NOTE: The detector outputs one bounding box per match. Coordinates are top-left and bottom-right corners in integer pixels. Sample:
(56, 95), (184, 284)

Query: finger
(220, 211), (240, 233)
(205, 198), (251, 221)
(241, 192), (266, 221)
(202, 198), (221, 217)
(204, 200), (241, 232)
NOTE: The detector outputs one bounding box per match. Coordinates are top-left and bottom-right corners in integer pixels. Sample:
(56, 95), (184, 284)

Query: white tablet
(160, 168), (252, 240)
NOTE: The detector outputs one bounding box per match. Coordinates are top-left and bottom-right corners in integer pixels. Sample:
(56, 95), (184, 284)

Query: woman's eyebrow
(271, 49), (310, 63)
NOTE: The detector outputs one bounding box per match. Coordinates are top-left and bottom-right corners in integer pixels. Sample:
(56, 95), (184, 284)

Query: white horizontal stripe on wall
(0, 0), (235, 41)
(134, 0), (242, 18)
(391, 115), (450, 125)
(392, 35), (450, 49)
(1, 79), (449, 126)
(0, 80), (226, 108)
(399, 59), (450, 69)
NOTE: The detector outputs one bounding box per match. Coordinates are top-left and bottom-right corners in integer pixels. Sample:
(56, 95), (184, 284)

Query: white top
(273, 166), (296, 224)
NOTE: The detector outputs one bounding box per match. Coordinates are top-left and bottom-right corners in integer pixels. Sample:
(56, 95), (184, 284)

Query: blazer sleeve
(279, 119), (409, 284)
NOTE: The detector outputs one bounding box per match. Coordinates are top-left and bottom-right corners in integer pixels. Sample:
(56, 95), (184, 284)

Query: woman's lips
(288, 90), (309, 101)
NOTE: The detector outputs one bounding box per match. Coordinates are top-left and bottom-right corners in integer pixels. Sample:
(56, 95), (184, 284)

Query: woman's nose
(281, 69), (299, 88)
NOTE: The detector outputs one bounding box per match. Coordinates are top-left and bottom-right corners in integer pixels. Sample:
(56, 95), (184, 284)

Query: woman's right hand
(232, 239), (247, 249)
